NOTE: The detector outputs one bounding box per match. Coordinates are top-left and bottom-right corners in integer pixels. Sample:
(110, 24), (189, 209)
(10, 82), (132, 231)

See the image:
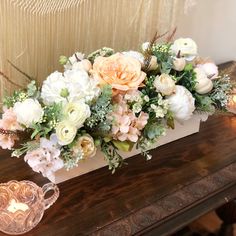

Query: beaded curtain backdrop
(0, 0), (195, 104)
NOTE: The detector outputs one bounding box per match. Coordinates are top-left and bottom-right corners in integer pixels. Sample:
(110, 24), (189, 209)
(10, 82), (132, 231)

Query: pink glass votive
(0, 180), (59, 235)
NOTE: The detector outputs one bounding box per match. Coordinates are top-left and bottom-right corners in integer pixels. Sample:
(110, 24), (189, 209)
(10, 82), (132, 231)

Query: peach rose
(92, 53), (146, 91)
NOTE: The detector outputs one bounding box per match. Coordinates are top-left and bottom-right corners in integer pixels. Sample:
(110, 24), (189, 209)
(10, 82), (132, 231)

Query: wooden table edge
(91, 161), (236, 236)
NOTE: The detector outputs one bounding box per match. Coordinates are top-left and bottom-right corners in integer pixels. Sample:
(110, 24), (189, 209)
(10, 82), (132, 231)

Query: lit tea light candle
(7, 199), (29, 213)
(0, 180), (59, 235)
(227, 94), (236, 114)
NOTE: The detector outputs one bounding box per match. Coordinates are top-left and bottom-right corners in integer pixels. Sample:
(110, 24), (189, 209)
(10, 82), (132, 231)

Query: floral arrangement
(0, 34), (233, 180)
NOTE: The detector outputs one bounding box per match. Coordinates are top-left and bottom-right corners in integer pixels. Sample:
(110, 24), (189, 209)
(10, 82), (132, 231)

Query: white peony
(13, 98), (44, 127)
(64, 69), (100, 102)
(171, 38), (197, 61)
(63, 101), (91, 128)
(167, 85), (195, 121)
(194, 68), (213, 94)
(153, 74), (176, 96)
(41, 69), (100, 105)
(41, 71), (68, 105)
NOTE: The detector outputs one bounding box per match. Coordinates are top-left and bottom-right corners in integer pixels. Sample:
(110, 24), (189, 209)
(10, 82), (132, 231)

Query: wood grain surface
(0, 62), (235, 236)
(0, 115), (235, 236)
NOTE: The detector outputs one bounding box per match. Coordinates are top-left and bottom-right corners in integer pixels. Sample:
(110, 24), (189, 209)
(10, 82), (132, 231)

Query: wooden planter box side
(50, 114), (207, 184)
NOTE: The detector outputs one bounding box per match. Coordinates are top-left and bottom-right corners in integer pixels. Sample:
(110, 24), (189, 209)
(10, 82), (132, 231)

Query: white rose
(153, 74), (176, 96)
(194, 68), (213, 94)
(63, 101), (91, 128)
(171, 38), (197, 61)
(72, 134), (97, 159)
(197, 63), (218, 79)
(167, 85), (195, 121)
(55, 121), (77, 146)
(13, 98), (44, 127)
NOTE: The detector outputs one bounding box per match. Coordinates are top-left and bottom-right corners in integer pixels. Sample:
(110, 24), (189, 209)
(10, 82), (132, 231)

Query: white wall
(176, 0), (236, 64)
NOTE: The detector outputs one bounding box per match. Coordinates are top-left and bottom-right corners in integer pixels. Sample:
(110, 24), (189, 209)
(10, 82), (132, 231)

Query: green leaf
(27, 80), (38, 97)
(184, 63), (193, 71)
(112, 140), (134, 152)
(144, 122), (166, 140)
(177, 65), (197, 92)
(194, 94), (215, 112)
(85, 85), (112, 129)
(104, 136), (112, 143)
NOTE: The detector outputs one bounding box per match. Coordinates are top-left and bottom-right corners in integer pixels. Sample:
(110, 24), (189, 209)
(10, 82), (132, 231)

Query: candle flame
(7, 199), (29, 213)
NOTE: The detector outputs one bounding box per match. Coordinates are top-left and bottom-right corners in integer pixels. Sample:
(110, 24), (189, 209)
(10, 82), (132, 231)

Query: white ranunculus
(55, 121), (77, 146)
(171, 38), (197, 61)
(153, 74), (176, 96)
(63, 101), (91, 128)
(41, 69), (100, 105)
(167, 85), (195, 121)
(194, 68), (213, 94)
(13, 98), (44, 127)
(197, 63), (218, 79)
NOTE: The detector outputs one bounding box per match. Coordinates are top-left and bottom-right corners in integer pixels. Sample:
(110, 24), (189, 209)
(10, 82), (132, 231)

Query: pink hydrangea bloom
(111, 95), (148, 142)
(24, 135), (63, 181)
(0, 108), (23, 149)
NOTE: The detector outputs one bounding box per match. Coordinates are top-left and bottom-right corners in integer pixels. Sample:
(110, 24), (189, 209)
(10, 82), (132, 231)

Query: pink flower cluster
(111, 94), (148, 142)
(24, 135), (63, 181)
(0, 108), (23, 149)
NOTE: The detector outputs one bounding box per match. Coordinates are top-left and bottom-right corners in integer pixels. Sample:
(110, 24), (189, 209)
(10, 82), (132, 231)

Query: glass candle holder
(227, 93), (236, 114)
(0, 180), (59, 235)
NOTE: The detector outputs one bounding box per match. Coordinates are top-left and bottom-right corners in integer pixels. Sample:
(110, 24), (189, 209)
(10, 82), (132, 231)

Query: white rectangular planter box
(50, 114), (207, 184)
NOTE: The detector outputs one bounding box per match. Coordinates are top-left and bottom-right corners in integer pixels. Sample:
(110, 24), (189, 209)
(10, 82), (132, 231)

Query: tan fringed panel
(0, 0), (182, 101)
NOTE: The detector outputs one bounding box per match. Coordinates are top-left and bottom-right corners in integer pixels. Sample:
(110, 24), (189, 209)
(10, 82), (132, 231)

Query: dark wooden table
(0, 63), (236, 236)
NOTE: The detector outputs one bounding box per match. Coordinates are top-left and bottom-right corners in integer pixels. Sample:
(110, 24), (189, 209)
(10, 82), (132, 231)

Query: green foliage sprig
(176, 64), (197, 92)
(101, 141), (124, 174)
(85, 85), (112, 131)
(210, 75), (232, 109)
(31, 103), (63, 139)
(87, 47), (114, 63)
(152, 43), (173, 74)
